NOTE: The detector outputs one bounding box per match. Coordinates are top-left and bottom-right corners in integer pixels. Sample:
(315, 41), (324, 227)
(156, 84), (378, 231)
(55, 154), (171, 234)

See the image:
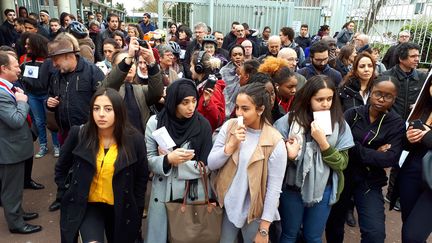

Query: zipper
(65, 80), (72, 128)
(403, 77), (409, 119)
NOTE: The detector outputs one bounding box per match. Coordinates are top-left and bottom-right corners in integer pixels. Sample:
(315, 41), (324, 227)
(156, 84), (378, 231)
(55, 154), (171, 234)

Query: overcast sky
(113, 0), (143, 14)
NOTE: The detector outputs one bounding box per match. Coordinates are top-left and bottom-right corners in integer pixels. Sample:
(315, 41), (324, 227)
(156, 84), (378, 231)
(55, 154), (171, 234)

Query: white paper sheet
(151, 126), (176, 153)
(313, 110), (332, 135)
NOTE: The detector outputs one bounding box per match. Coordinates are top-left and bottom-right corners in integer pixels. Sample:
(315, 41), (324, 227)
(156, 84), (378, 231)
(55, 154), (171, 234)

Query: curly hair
(258, 56), (295, 85)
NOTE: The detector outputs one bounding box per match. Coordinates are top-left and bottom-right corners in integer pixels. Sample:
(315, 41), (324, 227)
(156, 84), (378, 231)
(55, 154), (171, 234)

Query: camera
(137, 39), (149, 49)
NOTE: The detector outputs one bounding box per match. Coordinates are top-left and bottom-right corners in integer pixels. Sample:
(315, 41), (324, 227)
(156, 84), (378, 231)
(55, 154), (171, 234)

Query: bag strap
(181, 161), (211, 208)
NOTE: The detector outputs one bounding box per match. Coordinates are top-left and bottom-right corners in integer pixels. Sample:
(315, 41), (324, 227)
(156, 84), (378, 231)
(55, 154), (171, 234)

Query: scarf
(156, 79), (212, 164)
(288, 119), (339, 206)
(221, 61), (240, 119)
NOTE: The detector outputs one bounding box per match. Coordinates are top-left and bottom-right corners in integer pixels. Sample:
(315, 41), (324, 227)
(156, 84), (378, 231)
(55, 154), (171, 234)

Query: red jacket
(197, 79), (226, 132)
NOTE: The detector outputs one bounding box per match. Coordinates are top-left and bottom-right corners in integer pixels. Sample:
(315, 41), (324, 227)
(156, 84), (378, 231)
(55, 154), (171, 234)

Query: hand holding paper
(311, 121), (330, 151)
(152, 126), (176, 154)
(313, 110), (332, 135)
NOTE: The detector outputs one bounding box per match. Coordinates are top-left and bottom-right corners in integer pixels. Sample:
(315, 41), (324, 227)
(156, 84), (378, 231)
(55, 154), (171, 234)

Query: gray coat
(0, 86), (33, 164)
(144, 115), (209, 243)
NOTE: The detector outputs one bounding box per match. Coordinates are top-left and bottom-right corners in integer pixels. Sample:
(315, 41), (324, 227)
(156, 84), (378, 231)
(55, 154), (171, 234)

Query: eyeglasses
(400, 35), (410, 38)
(286, 57), (299, 62)
(371, 91), (394, 102)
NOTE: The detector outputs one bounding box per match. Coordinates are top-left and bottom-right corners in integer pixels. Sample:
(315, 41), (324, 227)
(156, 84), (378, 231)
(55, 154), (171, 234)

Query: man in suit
(0, 51), (42, 234)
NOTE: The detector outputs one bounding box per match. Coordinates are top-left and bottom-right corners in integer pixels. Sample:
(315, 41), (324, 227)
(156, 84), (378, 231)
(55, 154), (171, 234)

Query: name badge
(23, 65), (39, 78)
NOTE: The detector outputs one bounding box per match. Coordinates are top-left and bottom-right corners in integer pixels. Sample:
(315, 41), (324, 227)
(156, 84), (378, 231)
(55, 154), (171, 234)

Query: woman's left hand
(203, 88), (214, 105)
(311, 121), (330, 151)
(253, 232), (269, 243)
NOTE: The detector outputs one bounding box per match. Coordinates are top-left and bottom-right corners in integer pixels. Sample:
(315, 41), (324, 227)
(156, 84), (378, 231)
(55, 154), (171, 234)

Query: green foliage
(167, 3), (191, 27)
(401, 18), (432, 64)
(115, 3), (126, 12)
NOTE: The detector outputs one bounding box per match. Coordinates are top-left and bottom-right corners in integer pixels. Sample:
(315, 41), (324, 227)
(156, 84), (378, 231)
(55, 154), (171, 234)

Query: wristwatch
(258, 228), (269, 237)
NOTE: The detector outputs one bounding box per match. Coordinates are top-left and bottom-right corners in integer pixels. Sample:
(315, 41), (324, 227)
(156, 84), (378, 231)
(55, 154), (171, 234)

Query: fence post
(209, 0), (214, 30)
(158, 0), (164, 30)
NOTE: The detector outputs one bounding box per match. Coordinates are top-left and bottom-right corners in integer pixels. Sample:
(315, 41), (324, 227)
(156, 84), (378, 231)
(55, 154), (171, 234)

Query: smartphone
(204, 78), (216, 90)
(137, 39), (149, 49)
(410, 119), (425, 130)
(183, 149), (195, 154)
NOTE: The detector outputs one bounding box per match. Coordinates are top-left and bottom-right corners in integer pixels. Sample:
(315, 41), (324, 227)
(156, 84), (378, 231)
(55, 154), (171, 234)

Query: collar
(394, 65), (419, 81)
(0, 78), (13, 89)
(229, 120), (276, 146)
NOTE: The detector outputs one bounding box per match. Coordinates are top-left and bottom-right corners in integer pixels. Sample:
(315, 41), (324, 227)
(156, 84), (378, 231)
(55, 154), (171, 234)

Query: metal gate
(157, 0), (322, 38)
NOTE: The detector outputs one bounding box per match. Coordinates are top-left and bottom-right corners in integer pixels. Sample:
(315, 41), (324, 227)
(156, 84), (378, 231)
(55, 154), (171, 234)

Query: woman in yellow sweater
(55, 88), (148, 243)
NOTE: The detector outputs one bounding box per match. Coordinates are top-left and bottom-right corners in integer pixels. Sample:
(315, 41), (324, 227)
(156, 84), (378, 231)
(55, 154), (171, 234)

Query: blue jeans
(28, 93), (59, 147)
(279, 186), (332, 243)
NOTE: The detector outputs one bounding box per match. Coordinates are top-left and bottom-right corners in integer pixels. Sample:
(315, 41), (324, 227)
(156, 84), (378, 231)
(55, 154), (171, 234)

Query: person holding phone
(208, 82), (287, 243)
(274, 75), (354, 243)
(396, 75), (432, 242)
(190, 50), (226, 131)
(326, 76), (405, 243)
(145, 79), (213, 243)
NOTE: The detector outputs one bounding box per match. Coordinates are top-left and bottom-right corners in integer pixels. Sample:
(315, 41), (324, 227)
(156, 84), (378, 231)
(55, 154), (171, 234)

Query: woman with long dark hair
(55, 88), (148, 243)
(274, 75), (354, 243)
(339, 52), (376, 112)
(396, 75), (432, 242)
(209, 82), (287, 243)
(335, 44), (357, 78)
(145, 79), (213, 243)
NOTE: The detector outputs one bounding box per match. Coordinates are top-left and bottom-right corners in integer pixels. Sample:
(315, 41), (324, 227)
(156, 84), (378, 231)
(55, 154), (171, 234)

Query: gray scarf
(288, 120), (339, 206)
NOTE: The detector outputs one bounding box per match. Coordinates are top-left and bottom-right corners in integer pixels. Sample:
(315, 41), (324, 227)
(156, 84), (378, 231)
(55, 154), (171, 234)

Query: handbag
(422, 150), (432, 190)
(165, 161), (223, 243)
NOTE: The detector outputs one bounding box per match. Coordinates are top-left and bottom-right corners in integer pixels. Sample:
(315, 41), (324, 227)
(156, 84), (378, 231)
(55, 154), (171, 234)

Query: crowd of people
(0, 6), (431, 243)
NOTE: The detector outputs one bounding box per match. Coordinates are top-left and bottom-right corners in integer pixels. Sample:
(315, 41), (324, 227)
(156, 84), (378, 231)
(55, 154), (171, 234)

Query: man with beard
(297, 41), (342, 86)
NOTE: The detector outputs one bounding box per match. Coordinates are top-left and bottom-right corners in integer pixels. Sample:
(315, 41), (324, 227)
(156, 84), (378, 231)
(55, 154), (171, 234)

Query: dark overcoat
(55, 125), (148, 243)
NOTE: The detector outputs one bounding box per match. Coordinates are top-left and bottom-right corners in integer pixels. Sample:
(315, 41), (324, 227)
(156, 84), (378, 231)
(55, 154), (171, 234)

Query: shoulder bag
(165, 161), (223, 243)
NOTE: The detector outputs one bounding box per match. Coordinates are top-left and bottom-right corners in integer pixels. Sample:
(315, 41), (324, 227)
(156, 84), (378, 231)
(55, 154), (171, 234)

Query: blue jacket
(139, 22), (155, 34)
(297, 64), (342, 87)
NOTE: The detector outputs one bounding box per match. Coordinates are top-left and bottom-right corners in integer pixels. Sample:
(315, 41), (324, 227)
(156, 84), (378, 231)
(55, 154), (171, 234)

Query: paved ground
(0, 142), (428, 243)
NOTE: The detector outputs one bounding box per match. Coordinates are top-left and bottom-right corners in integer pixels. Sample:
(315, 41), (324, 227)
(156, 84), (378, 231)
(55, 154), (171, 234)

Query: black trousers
(401, 189), (432, 242)
(80, 202), (115, 243)
(24, 156), (33, 185)
(326, 181), (386, 243)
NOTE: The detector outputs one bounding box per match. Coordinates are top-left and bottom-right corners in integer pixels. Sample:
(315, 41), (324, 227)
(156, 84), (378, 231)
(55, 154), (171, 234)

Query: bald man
(241, 39), (254, 61)
(258, 35), (281, 62)
(354, 34), (370, 53)
(277, 47), (306, 90)
(382, 30), (411, 69)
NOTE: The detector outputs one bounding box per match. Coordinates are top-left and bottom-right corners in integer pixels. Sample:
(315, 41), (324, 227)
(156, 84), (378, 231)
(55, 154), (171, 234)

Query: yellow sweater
(88, 143), (118, 205)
